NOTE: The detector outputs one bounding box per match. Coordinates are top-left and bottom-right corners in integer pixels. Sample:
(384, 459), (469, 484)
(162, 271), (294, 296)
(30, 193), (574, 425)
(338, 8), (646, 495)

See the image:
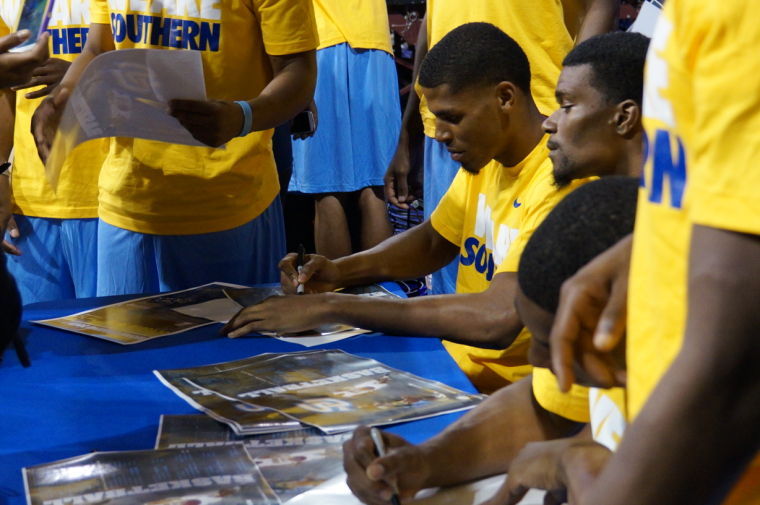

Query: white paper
(47, 48), (207, 186)
(629, 0), (662, 38)
(284, 473), (546, 505)
(172, 297), (242, 323)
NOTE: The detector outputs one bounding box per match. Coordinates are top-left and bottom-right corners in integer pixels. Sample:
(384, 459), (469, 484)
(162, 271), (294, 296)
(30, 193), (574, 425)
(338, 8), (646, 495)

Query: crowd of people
(0, 0), (758, 503)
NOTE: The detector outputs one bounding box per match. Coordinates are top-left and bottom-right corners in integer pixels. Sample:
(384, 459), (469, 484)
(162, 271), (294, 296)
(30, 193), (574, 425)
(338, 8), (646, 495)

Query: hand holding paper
(31, 84), (69, 163)
(0, 31), (48, 88)
(169, 98), (245, 147)
(12, 56), (70, 98)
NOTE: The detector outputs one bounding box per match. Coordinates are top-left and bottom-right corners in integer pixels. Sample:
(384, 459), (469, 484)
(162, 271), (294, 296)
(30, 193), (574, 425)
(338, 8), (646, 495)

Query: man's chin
(552, 165), (576, 188)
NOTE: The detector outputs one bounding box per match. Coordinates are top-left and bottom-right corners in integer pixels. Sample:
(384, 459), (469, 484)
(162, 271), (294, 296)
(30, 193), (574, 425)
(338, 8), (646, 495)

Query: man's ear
(495, 81), (517, 111)
(613, 99), (641, 137)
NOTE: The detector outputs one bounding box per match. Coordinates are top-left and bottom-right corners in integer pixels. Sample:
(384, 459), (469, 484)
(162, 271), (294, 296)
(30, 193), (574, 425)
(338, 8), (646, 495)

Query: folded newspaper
(33, 282), (399, 346)
(155, 349), (484, 434)
(156, 415), (351, 502)
(23, 446), (280, 505)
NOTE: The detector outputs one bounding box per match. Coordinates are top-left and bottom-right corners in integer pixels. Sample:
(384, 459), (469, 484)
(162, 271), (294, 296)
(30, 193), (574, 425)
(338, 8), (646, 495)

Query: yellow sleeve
(254, 0), (319, 56)
(687, 4), (760, 236)
(90, 0), (110, 25)
(532, 367), (590, 423)
(430, 169), (468, 247)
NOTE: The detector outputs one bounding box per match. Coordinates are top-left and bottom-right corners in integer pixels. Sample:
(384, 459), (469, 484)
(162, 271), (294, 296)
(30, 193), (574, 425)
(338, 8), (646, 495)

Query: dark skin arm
(576, 0), (620, 43)
(580, 225), (760, 505)
(170, 50), (317, 147)
(384, 14), (426, 208)
(0, 88), (20, 255)
(343, 376), (584, 505)
(223, 221), (524, 347)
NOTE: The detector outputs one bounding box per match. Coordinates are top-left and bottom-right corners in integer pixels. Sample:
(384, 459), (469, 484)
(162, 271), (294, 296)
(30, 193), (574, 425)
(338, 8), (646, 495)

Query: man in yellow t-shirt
(33, 0), (318, 296)
(0, 0), (108, 304)
(546, 1), (760, 503)
(288, 1), (399, 259)
(222, 23), (588, 394)
(385, 0), (620, 296)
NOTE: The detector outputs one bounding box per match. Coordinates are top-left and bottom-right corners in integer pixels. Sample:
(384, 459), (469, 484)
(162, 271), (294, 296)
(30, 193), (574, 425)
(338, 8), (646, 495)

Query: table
(0, 290), (477, 505)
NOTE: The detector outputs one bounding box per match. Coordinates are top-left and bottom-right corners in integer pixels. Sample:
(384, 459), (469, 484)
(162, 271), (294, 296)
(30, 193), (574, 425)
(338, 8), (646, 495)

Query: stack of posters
(156, 415), (351, 502)
(23, 446), (280, 505)
(155, 349), (484, 434)
(34, 283), (399, 346)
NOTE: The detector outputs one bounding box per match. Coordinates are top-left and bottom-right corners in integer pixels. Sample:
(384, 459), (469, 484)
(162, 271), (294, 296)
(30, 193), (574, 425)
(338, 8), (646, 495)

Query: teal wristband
(235, 100), (253, 137)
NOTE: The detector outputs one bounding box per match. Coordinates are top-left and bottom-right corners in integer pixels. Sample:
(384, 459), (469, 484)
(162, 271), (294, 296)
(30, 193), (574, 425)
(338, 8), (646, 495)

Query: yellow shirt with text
(631, 0), (759, 501)
(1, 0), (104, 219)
(90, 0), (318, 234)
(418, 0), (575, 137)
(312, 0), (391, 53)
(430, 136), (587, 393)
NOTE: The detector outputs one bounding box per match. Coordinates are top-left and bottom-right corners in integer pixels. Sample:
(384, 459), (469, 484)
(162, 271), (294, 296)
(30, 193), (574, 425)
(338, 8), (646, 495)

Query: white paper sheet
(172, 298), (242, 323)
(283, 473), (546, 505)
(47, 48), (207, 186)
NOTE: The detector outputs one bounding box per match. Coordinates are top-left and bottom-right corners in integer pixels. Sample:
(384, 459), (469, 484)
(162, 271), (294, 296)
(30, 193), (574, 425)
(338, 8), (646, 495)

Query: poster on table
(23, 445), (279, 505)
(156, 415), (351, 502)
(157, 349), (484, 434)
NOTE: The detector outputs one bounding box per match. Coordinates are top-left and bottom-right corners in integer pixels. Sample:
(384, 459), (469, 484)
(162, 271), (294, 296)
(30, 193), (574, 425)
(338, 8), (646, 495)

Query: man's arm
(344, 377), (585, 505)
(576, 0), (620, 43)
(384, 14), (426, 208)
(582, 225), (760, 505)
(169, 50), (316, 148)
(0, 89), (19, 255)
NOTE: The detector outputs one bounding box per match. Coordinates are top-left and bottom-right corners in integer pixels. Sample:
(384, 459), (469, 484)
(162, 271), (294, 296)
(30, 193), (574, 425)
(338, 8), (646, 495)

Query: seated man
(223, 30), (649, 396)
(224, 22), (590, 394)
(343, 176), (639, 505)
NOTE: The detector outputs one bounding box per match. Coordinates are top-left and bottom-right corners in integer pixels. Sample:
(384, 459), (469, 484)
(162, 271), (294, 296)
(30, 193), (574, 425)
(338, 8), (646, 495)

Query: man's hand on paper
(482, 439), (611, 505)
(344, 426), (431, 505)
(550, 235), (632, 393)
(12, 57), (70, 99)
(0, 176), (20, 255)
(0, 31), (49, 89)
(31, 85), (70, 163)
(220, 293), (334, 338)
(279, 252), (342, 294)
(169, 99), (244, 147)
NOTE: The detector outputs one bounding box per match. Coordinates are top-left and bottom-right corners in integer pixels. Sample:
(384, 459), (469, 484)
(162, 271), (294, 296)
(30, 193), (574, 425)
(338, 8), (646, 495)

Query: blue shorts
(424, 135), (462, 295)
(96, 197), (286, 296)
(289, 43), (401, 194)
(5, 215), (98, 304)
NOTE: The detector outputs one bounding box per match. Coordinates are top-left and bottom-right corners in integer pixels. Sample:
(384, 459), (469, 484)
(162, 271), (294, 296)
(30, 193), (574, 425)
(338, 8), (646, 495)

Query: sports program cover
(156, 415), (351, 502)
(155, 355), (302, 435)
(23, 446), (279, 505)
(157, 350), (484, 434)
(33, 282), (246, 345)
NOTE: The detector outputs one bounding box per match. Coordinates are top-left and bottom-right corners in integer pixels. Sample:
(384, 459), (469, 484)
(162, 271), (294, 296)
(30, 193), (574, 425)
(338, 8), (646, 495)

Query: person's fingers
(24, 84), (56, 99)
(168, 98), (214, 114)
(297, 256), (325, 284)
(0, 30), (31, 52)
(278, 252), (300, 287)
(7, 216), (19, 239)
(384, 176), (405, 208)
(27, 32), (49, 62)
(2, 240), (21, 256)
(549, 284), (585, 392)
(578, 352), (617, 389)
(593, 278), (627, 352)
(396, 173), (410, 205)
(481, 475), (528, 505)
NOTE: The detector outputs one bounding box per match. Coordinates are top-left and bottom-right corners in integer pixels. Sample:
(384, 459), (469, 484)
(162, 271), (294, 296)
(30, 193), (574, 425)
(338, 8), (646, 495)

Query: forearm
(249, 51), (316, 131)
(333, 221), (459, 287)
(419, 378), (583, 487)
(399, 19), (426, 142)
(58, 23), (113, 93)
(576, 0), (620, 43)
(324, 290), (521, 345)
(0, 89), (14, 160)
(583, 226), (760, 505)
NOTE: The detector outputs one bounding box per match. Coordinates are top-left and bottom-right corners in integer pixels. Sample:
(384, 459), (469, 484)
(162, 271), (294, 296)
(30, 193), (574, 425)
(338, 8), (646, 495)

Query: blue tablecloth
(0, 289), (476, 505)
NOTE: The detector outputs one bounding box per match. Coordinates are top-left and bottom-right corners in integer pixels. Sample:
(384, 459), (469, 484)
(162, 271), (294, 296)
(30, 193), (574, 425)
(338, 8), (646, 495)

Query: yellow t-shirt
(531, 368), (590, 424)
(312, 0), (391, 53)
(90, 0), (318, 234)
(430, 136), (587, 392)
(631, 0), (760, 501)
(0, 0), (104, 219)
(418, 0), (575, 138)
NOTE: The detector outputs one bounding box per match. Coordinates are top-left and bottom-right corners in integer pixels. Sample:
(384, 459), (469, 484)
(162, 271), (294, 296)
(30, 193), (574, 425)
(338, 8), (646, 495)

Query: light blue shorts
(5, 215), (98, 304)
(424, 135), (462, 295)
(96, 197), (286, 296)
(289, 43), (401, 194)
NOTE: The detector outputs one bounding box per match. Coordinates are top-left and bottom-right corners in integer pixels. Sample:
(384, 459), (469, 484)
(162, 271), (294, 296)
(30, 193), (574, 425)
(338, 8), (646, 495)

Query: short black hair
(518, 177), (639, 313)
(419, 22), (531, 94)
(563, 32), (650, 105)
